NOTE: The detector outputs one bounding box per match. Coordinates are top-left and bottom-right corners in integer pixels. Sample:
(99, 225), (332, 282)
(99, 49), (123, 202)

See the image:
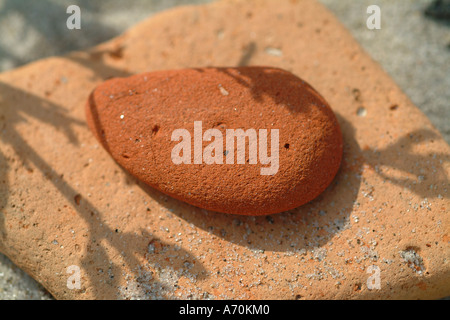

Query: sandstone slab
(0, 0), (448, 299)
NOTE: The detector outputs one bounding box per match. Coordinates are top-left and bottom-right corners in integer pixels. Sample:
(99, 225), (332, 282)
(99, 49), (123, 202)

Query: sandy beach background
(0, 0), (448, 299)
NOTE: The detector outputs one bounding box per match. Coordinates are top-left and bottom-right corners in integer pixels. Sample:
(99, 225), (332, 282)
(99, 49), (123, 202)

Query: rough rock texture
(86, 67), (343, 215)
(0, 0), (449, 299)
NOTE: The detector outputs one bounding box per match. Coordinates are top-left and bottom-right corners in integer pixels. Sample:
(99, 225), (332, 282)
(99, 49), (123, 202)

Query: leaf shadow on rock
(237, 42), (257, 67)
(362, 128), (450, 200)
(0, 60), (206, 298)
(0, 81), (85, 244)
(212, 66), (330, 116)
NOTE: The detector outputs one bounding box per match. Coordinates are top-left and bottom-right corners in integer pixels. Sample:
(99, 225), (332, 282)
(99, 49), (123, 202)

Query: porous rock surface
(86, 67), (343, 215)
(0, 0), (448, 299)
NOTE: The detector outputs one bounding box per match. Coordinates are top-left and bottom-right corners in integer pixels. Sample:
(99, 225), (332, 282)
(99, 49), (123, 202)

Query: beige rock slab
(0, 0), (448, 299)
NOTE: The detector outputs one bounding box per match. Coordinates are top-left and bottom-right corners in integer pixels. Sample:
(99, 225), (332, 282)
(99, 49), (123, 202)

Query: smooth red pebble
(85, 66), (343, 215)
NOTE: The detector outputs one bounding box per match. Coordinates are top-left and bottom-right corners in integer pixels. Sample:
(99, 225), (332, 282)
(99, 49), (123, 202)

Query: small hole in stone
(152, 125), (160, 136)
(108, 46), (124, 60)
(352, 88), (362, 101)
(284, 143), (290, 149)
(74, 194), (81, 206)
(390, 104), (399, 111)
(213, 122), (227, 130)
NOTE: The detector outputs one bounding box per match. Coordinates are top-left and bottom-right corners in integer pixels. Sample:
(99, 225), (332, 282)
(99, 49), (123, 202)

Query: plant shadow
(212, 65), (331, 116)
(0, 51), (208, 299)
(362, 128), (450, 200)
